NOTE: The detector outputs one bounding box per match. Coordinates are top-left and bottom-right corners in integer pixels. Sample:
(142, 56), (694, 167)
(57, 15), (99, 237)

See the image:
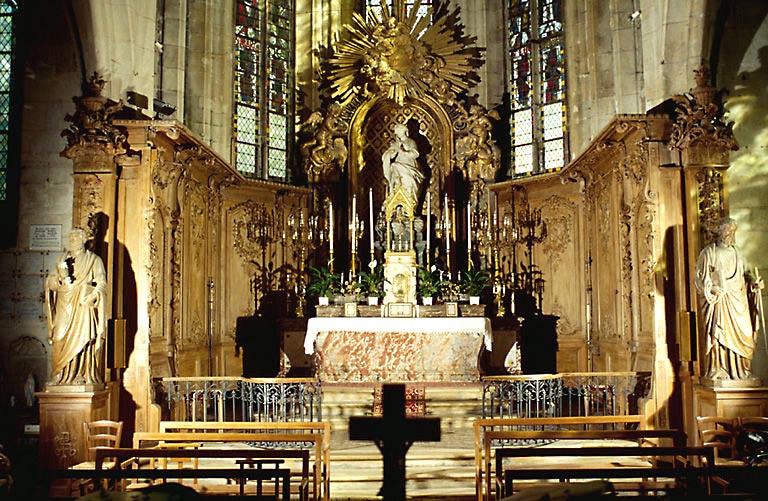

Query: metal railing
(157, 377), (322, 422)
(482, 372), (650, 420)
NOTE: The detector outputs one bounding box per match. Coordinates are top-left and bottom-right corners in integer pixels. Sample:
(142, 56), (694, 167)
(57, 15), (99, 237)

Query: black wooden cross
(349, 384), (441, 499)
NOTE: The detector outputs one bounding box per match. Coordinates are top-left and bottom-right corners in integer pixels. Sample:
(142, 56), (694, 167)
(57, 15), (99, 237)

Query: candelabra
(480, 194), (519, 317)
(287, 202), (322, 317)
(434, 197), (453, 276)
(515, 204), (547, 315)
(349, 213), (364, 276)
(233, 202), (279, 314)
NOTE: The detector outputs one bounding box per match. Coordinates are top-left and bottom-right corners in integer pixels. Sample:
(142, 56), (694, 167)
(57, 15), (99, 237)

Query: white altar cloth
(304, 316), (493, 355)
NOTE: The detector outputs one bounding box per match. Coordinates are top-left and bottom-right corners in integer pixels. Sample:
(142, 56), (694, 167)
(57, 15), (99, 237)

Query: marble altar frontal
(305, 317), (492, 382)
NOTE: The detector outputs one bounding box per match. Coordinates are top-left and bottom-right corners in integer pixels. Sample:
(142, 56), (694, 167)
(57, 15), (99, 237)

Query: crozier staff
(694, 218), (763, 382)
(45, 228), (107, 385)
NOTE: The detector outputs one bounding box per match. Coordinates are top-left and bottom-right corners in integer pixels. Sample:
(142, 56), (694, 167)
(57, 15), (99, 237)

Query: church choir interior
(1, 0), (768, 499)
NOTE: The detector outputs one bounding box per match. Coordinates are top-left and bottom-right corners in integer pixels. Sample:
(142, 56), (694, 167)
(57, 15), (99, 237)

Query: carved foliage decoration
(61, 72), (126, 152)
(231, 200), (276, 264)
(669, 66), (737, 154)
(181, 182), (207, 350)
(696, 167), (725, 245)
(539, 195), (575, 264)
(146, 148), (177, 376)
(621, 140), (658, 301)
(74, 174), (105, 230)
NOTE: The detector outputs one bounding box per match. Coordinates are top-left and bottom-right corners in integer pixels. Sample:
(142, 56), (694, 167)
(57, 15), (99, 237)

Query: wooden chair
(83, 420), (124, 457)
(70, 420), (124, 494)
(736, 416), (768, 429)
(696, 416), (742, 465)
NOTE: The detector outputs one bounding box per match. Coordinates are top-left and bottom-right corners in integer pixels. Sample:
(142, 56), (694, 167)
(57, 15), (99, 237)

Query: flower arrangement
(340, 277), (363, 298)
(439, 280), (461, 302)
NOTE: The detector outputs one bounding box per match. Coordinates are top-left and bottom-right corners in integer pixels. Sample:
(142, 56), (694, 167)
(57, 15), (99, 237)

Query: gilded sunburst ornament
(327, 0), (483, 106)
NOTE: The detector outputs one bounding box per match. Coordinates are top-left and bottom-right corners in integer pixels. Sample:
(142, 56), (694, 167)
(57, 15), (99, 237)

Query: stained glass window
(507, 0), (567, 176)
(0, 1), (16, 201)
(234, 0), (294, 181)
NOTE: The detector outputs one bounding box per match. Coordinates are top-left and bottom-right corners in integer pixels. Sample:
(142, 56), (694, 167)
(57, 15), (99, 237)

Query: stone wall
(716, 2), (768, 381)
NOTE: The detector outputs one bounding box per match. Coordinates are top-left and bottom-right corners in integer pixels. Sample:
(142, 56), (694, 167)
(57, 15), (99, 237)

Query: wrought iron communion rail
(481, 372), (650, 420)
(158, 377), (322, 422)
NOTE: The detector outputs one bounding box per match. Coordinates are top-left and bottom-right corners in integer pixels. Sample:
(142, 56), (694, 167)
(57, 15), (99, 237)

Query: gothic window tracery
(507, 0), (568, 176)
(0, 0), (17, 203)
(233, 0), (295, 181)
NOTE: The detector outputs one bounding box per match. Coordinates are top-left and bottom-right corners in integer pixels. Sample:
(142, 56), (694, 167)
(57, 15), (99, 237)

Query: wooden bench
(495, 445), (714, 498)
(473, 414), (680, 501)
(134, 420), (330, 500)
(92, 447), (295, 498)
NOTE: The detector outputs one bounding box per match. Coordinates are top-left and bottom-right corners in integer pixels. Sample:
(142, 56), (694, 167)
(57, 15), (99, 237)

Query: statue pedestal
(694, 383), (768, 419)
(37, 387), (110, 496)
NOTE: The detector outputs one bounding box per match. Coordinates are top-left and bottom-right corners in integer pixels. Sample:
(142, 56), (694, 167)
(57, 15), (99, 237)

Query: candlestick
(467, 201), (471, 268)
(369, 188), (374, 251)
(351, 194), (357, 255)
(329, 200), (334, 254)
(426, 191), (431, 265)
(444, 194), (450, 255)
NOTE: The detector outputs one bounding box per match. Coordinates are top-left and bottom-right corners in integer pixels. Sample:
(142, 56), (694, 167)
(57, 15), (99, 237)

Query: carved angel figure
(455, 105), (501, 181)
(300, 103), (348, 183)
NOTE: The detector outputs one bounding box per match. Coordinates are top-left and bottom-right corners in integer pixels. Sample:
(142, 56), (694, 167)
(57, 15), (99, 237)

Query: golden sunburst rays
(326, 0), (483, 107)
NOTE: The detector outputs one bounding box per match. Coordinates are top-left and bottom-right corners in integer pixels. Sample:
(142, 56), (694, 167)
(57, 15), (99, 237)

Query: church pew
(92, 447), (297, 498)
(134, 423), (330, 500)
(472, 414), (679, 501)
(158, 420), (330, 499)
(494, 445), (714, 499)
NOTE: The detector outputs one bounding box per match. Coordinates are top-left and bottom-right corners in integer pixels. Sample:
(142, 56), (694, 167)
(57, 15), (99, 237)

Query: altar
(304, 317), (492, 383)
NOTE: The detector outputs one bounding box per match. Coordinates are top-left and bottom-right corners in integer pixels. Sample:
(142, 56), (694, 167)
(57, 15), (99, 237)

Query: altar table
(304, 317), (493, 383)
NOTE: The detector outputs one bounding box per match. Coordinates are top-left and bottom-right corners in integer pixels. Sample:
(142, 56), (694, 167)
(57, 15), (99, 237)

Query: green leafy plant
(306, 266), (339, 298)
(358, 266), (387, 298)
(459, 268), (491, 296)
(416, 266), (445, 299)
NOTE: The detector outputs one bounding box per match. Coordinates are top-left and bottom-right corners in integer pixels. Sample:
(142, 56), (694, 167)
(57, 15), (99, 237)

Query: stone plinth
(37, 387), (110, 470)
(694, 384), (768, 419)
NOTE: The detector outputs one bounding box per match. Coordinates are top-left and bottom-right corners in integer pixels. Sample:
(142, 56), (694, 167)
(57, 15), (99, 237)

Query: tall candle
(369, 188), (375, 250)
(467, 201), (472, 259)
(492, 191), (498, 226)
(351, 194), (357, 255)
(444, 194), (450, 255)
(426, 191), (431, 256)
(329, 200), (334, 253)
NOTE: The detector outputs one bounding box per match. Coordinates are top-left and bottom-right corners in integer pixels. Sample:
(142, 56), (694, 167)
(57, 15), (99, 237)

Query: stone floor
(323, 383), (482, 500)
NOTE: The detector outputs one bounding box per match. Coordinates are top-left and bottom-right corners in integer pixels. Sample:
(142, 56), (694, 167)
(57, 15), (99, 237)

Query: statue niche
(382, 186), (418, 305)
